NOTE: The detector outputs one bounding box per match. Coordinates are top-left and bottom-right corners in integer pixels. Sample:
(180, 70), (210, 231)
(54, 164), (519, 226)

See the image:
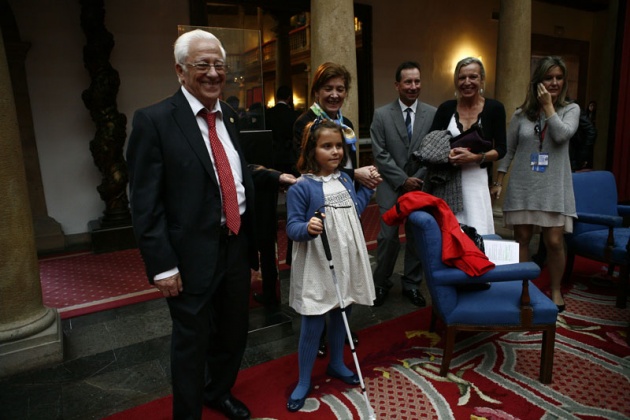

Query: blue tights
(290, 306), (354, 400)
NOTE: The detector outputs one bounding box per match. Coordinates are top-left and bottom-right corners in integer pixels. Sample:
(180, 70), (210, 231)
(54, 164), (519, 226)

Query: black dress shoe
(206, 394), (251, 420)
(326, 365), (360, 385)
(556, 304), (566, 313)
(373, 287), (389, 307)
(253, 292), (279, 307)
(402, 289), (426, 307)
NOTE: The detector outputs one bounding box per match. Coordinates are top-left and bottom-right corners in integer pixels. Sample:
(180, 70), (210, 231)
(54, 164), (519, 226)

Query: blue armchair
(564, 171), (630, 308)
(407, 210), (558, 383)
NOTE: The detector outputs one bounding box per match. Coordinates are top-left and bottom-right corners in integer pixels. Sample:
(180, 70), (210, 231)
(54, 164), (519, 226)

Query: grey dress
(497, 103), (580, 231)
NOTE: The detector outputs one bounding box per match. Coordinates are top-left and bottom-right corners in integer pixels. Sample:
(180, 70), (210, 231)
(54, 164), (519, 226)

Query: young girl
(285, 119), (380, 412)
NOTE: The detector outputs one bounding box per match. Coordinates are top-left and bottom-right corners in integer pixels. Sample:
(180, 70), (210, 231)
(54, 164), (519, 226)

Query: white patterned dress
(447, 116), (495, 235)
(289, 173), (376, 316)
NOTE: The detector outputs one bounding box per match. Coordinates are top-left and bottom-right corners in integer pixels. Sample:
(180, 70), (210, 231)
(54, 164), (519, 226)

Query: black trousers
(167, 232), (251, 420)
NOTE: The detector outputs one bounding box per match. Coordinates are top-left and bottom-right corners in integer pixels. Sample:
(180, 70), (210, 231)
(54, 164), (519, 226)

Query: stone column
(3, 5), (65, 253)
(493, 0), (531, 222)
(496, 0), (531, 117)
(0, 31), (62, 378)
(310, 0), (358, 149)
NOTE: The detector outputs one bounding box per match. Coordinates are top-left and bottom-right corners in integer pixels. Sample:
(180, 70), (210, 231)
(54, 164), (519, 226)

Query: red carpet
(40, 204), (394, 319)
(39, 249), (160, 320)
(105, 256), (630, 419)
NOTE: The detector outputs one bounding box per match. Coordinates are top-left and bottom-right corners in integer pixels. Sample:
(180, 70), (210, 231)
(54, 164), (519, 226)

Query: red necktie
(202, 111), (241, 235)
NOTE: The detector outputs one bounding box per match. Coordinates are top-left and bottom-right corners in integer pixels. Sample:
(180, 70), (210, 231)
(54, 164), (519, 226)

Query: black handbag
(450, 126), (492, 153)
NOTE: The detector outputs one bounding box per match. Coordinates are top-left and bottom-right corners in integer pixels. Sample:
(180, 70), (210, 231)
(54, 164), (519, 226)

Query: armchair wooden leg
(440, 326), (457, 377)
(539, 327), (556, 384)
(429, 308), (437, 332)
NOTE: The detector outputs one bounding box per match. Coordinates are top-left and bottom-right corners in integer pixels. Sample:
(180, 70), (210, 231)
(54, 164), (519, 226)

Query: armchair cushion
(576, 212), (623, 228)
(566, 229), (630, 264)
(450, 281), (558, 325)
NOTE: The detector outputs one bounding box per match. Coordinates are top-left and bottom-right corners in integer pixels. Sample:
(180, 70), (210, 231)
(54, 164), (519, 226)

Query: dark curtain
(612, 2), (630, 202)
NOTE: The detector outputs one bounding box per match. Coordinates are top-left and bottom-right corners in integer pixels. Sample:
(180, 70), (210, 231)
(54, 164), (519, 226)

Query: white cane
(315, 211), (376, 420)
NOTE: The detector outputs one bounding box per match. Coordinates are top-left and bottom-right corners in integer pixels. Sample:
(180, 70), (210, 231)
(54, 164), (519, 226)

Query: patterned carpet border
(106, 261), (630, 419)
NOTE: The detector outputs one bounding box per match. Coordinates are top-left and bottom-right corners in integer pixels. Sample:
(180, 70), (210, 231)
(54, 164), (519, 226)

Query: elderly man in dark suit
(127, 29), (267, 420)
(370, 61), (436, 307)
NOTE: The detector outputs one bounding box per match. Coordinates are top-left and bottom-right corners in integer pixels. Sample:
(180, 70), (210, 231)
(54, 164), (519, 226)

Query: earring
(454, 91), (458, 98)
(480, 88), (484, 96)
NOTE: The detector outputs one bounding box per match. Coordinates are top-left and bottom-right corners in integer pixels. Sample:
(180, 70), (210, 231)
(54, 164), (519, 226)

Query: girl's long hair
(520, 56), (570, 121)
(296, 119), (348, 174)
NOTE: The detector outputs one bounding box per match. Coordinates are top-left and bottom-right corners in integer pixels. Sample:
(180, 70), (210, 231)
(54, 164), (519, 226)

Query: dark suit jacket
(127, 89), (258, 294)
(266, 102), (298, 170)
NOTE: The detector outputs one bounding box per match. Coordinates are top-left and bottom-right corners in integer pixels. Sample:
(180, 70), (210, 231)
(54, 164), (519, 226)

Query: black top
(430, 98), (507, 164)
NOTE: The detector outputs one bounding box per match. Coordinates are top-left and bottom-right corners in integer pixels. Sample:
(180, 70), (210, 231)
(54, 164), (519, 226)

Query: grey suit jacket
(370, 99), (436, 209)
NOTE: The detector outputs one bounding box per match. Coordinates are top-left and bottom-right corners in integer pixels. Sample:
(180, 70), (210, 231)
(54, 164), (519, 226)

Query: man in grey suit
(370, 61), (436, 307)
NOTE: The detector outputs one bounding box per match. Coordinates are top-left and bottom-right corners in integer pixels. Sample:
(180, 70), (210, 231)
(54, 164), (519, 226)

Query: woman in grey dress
(492, 56), (580, 312)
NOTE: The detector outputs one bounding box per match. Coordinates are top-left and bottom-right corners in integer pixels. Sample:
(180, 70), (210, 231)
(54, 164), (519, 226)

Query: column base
(88, 219), (136, 254)
(0, 310), (63, 378)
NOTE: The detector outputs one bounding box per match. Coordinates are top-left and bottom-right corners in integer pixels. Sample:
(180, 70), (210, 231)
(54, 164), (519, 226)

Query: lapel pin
(230, 117), (235, 123)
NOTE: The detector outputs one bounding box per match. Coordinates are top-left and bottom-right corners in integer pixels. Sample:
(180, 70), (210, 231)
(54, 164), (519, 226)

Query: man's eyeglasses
(185, 62), (227, 73)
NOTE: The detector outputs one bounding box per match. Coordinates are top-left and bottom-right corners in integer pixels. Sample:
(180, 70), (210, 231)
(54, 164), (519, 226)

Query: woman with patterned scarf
(293, 62), (380, 190)
(290, 62), (381, 357)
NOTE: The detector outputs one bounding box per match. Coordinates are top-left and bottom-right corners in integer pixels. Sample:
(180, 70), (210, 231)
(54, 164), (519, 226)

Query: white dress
(447, 116), (495, 235)
(289, 173), (376, 316)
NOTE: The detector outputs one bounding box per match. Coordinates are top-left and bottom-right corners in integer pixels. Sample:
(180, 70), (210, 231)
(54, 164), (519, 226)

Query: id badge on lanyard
(532, 119), (549, 173)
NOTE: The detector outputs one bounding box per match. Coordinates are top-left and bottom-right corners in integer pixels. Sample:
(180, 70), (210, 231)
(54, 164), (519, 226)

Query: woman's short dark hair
(310, 62), (351, 97)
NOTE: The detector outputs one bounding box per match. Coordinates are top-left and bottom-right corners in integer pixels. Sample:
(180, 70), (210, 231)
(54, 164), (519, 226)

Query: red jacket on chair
(383, 191), (495, 276)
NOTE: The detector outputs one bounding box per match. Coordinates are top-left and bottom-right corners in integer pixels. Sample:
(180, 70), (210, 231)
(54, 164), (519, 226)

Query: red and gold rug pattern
(106, 262), (630, 419)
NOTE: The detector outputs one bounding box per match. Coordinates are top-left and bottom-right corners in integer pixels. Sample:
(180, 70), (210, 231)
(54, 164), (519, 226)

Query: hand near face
(536, 83), (553, 107)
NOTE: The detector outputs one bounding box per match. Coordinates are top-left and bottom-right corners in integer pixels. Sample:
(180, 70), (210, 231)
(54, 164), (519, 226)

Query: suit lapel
(411, 103), (428, 151)
(391, 101), (409, 146)
(170, 90), (218, 185)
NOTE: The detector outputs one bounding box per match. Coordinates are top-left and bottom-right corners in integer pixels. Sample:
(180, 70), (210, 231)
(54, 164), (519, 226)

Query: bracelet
(478, 152), (486, 165)
(493, 182), (502, 187)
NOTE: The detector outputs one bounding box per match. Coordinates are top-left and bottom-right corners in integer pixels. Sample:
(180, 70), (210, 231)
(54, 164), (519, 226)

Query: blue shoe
(287, 387), (311, 412)
(326, 365), (360, 385)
